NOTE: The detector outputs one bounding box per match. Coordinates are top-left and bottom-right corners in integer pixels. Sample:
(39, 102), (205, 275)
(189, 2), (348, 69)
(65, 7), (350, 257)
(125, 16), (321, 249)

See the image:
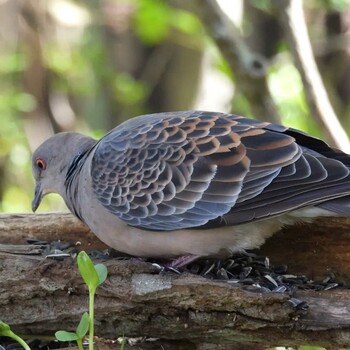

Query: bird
(32, 110), (350, 266)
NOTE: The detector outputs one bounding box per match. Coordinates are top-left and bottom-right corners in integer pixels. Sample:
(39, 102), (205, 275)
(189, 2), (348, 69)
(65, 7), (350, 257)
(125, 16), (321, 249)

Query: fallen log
(1, 213), (350, 349)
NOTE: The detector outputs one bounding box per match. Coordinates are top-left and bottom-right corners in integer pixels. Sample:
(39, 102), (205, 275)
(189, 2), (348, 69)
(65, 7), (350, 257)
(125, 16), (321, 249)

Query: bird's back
(90, 111), (350, 231)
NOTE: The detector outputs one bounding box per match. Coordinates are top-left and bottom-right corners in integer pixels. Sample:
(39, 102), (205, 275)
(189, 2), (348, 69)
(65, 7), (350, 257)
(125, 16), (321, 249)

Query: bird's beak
(32, 182), (43, 212)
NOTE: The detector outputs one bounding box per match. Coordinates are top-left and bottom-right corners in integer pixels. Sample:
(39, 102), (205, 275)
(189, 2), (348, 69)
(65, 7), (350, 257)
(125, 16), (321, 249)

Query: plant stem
(77, 338), (84, 350)
(89, 289), (95, 350)
(8, 331), (31, 350)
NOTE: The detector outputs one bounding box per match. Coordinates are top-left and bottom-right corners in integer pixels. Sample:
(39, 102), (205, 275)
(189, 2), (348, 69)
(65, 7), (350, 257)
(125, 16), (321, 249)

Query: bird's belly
(81, 194), (283, 258)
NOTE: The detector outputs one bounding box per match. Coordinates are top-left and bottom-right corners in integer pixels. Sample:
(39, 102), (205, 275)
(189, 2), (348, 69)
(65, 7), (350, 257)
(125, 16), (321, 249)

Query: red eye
(36, 159), (46, 170)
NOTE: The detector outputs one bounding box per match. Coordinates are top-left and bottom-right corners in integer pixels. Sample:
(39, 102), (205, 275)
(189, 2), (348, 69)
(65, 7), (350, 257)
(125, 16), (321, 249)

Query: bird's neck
(64, 141), (96, 220)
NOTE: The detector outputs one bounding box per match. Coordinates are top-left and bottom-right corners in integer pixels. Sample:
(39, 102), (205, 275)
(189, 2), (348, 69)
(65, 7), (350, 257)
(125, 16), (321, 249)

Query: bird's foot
(151, 255), (201, 273)
(164, 254), (201, 269)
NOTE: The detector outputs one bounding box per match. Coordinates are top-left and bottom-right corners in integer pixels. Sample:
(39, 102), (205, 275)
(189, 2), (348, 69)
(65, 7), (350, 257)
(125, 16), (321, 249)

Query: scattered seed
(216, 267), (229, 280)
(239, 267), (252, 279)
(322, 276), (331, 284)
(288, 297), (306, 308)
(25, 238), (344, 294)
(166, 267), (181, 274)
(264, 274), (279, 288)
(190, 264), (200, 274)
(226, 279), (240, 284)
(273, 285), (287, 293)
(323, 283), (339, 290)
(151, 263), (163, 271)
(202, 262), (215, 276)
(224, 259), (235, 269)
(241, 278), (254, 285)
(264, 257), (270, 269)
(45, 249), (71, 260)
(27, 239), (48, 245)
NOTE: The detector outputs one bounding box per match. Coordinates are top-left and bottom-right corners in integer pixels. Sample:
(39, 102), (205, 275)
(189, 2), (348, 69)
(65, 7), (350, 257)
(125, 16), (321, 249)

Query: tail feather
(318, 197), (350, 216)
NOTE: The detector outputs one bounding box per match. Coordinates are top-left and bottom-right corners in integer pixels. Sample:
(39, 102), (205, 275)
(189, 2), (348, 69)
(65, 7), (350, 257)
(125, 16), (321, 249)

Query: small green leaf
(77, 251), (99, 292)
(95, 263), (108, 285)
(76, 312), (90, 339)
(0, 320), (11, 334)
(133, 0), (171, 45)
(55, 330), (78, 342)
(0, 323), (31, 350)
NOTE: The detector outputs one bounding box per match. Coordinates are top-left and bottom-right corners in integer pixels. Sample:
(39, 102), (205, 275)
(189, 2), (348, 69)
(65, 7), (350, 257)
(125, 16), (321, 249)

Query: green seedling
(2, 251), (107, 350)
(77, 251), (108, 350)
(0, 321), (31, 350)
(120, 337), (125, 350)
(55, 251), (107, 350)
(55, 312), (89, 350)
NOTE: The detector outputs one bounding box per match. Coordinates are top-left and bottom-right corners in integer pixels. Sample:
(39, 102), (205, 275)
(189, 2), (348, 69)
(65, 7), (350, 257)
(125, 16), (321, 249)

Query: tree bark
(272, 0), (350, 152)
(1, 213), (350, 349)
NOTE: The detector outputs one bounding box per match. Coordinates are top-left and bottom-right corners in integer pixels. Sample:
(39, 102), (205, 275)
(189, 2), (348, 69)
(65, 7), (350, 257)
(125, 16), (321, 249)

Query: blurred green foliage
(134, 0), (202, 44)
(0, 0), (349, 215)
(320, 0), (350, 11)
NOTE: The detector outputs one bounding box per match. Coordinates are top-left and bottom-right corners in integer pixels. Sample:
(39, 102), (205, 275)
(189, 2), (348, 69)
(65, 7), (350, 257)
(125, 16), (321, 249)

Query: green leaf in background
(268, 62), (324, 138)
(319, 0), (350, 11)
(95, 263), (108, 286)
(250, 0), (272, 12)
(113, 73), (148, 106)
(170, 9), (202, 35)
(76, 312), (90, 339)
(14, 93), (37, 113)
(133, 0), (171, 45)
(0, 53), (27, 74)
(55, 330), (79, 342)
(77, 251), (99, 292)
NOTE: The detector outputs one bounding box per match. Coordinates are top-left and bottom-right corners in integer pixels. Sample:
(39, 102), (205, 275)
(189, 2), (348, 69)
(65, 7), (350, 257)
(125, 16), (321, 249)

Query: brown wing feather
(91, 111), (350, 231)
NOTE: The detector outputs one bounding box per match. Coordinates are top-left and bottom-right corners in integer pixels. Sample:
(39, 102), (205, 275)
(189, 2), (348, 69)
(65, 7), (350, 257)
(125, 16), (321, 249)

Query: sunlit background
(0, 0), (350, 215)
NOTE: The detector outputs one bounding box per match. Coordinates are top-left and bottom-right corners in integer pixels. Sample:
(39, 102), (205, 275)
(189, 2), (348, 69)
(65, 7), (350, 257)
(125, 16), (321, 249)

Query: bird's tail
(318, 197), (350, 216)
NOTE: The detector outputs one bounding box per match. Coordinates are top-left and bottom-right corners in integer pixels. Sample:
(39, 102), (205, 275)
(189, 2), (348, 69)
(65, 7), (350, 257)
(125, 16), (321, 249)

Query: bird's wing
(91, 111), (350, 230)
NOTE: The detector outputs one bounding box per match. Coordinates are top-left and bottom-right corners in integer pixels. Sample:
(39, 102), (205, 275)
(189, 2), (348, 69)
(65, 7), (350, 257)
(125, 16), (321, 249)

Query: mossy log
(1, 213), (350, 349)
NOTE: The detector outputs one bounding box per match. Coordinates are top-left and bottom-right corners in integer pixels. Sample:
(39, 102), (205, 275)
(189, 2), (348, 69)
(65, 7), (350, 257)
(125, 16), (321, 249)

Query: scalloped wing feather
(91, 111), (350, 230)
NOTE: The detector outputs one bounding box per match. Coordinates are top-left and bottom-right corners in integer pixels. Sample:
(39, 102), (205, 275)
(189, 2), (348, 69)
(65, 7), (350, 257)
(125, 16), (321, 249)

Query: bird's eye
(36, 159), (46, 170)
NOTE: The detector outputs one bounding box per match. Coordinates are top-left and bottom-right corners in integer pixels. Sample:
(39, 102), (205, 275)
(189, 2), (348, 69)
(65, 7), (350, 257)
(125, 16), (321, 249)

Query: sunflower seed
(239, 267), (252, 279)
(273, 285), (287, 293)
(216, 268), (229, 280)
(202, 262), (215, 276)
(166, 267), (181, 274)
(264, 274), (279, 288)
(323, 283), (339, 290)
(224, 259), (235, 269)
(288, 297), (308, 310)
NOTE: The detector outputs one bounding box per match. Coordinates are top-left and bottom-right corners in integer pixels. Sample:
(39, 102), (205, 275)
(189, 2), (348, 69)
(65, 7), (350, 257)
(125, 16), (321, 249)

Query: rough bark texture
(1, 213), (350, 349)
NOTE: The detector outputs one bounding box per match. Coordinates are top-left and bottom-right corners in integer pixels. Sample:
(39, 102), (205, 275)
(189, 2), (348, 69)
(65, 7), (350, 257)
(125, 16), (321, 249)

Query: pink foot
(165, 255), (201, 269)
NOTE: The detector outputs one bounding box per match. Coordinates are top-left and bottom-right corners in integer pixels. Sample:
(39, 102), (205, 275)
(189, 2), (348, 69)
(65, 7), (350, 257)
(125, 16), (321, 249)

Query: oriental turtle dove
(32, 111), (350, 260)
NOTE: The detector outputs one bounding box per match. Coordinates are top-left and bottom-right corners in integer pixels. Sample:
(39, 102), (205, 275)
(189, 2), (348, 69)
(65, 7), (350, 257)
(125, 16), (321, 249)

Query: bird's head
(31, 132), (96, 212)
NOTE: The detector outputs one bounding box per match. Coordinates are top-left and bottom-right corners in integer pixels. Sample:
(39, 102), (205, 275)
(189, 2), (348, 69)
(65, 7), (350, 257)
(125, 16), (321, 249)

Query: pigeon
(32, 111), (350, 263)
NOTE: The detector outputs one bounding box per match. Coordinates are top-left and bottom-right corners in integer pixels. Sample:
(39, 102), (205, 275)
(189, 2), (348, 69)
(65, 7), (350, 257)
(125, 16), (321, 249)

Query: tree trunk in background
(19, 0), (68, 150)
(84, 0), (204, 132)
(147, 42), (203, 113)
(317, 10), (350, 128)
(244, 2), (282, 60)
